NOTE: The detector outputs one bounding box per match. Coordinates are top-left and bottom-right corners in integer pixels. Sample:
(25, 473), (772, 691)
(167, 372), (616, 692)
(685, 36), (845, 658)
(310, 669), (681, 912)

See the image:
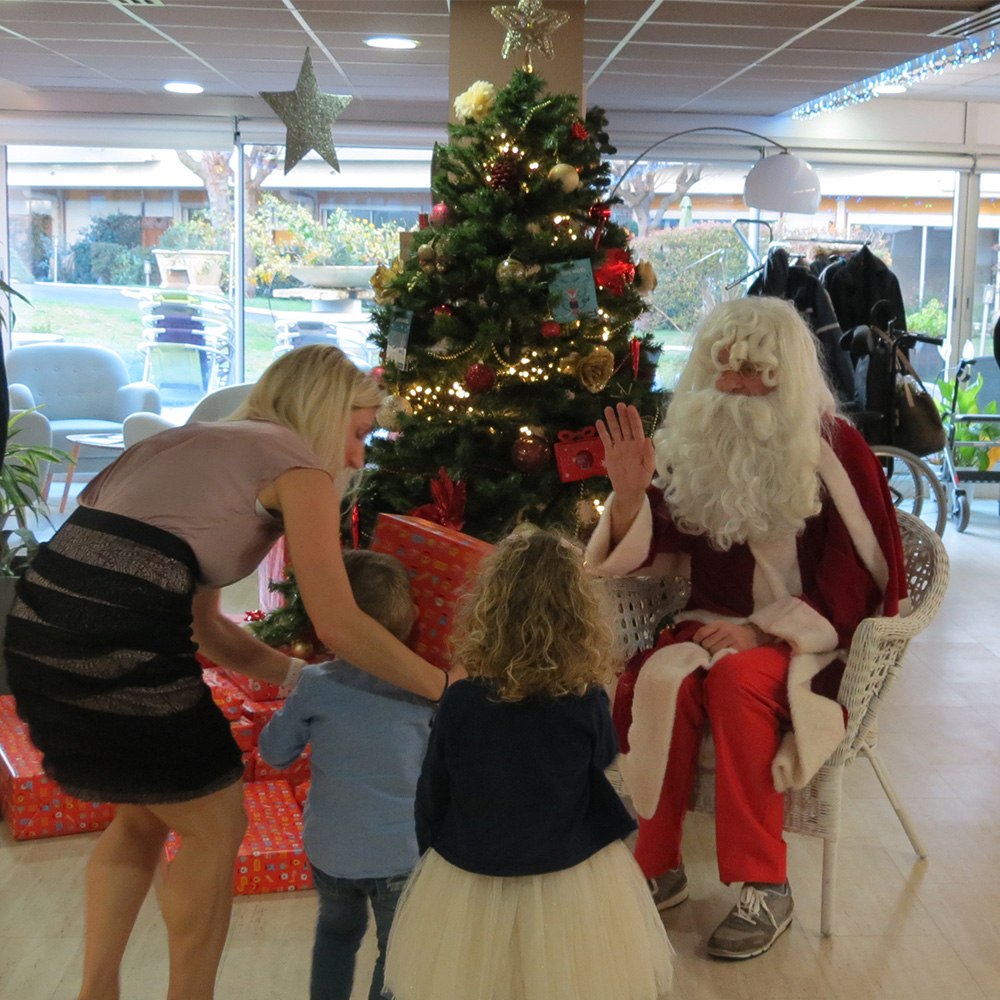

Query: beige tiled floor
(2, 500), (999, 1000)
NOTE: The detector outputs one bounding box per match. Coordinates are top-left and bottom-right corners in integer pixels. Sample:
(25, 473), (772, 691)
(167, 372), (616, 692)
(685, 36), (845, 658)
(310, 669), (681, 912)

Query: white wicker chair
(603, 509), (949, 937)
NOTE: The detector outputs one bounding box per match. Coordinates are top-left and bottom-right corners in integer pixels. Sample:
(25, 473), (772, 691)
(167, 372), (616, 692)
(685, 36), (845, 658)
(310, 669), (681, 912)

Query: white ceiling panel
(0, 0), (996, 146)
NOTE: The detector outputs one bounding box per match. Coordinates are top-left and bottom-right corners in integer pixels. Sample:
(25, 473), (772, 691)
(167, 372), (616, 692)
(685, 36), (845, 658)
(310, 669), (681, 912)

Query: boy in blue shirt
(259, 550), (436, 1000)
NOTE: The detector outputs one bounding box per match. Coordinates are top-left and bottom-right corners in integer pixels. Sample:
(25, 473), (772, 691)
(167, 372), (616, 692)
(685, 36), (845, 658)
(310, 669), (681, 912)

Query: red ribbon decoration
(557, 426), (598, 443)
(409, 467), (467, 532)
(243, 610), (267, 622)
(351, 503), (360, 550)
(593, 248), (636, 295)
(631, 337), (641, 379)
(589, 202), (611, 248)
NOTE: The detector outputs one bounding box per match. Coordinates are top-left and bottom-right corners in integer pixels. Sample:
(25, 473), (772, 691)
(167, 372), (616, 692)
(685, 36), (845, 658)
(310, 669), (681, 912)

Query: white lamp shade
(743, 151), (821, 214)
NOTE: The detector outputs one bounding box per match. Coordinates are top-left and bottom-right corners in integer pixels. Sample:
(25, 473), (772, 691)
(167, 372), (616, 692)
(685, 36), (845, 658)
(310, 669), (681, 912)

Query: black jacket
(747, 248), (855, 404)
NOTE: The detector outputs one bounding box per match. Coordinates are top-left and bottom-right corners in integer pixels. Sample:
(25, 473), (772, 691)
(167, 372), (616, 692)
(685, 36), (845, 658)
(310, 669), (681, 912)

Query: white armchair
(7, 343), (160, 476)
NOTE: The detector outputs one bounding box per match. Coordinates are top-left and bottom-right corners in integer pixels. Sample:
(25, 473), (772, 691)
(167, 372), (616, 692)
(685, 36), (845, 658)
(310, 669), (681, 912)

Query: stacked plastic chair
(135, 291), (235, 400)
(273, 318), (377, 371)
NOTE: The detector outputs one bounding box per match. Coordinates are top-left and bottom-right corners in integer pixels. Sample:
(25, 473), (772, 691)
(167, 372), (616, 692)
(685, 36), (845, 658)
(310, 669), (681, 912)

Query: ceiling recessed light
(873, 83), (908, 95)
(364, 36), (419, 50)
(164, 81), (204, 94)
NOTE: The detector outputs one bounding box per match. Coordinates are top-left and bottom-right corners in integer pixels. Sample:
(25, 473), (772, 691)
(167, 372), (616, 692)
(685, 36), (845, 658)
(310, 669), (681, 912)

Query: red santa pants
(633, 641), (792, 886)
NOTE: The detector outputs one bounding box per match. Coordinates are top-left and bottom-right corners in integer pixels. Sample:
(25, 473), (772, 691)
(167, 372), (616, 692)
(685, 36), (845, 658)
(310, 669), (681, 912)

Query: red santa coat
(586, 417), (906, 817)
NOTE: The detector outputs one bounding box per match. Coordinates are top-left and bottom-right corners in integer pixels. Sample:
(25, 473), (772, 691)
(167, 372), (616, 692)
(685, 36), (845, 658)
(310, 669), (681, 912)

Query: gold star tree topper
(492, 0), (570, 67)
(260, 49), (352, 174)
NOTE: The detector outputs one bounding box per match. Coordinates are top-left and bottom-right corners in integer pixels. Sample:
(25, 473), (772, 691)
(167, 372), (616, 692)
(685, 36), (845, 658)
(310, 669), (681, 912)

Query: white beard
(654, 388), (823, 550)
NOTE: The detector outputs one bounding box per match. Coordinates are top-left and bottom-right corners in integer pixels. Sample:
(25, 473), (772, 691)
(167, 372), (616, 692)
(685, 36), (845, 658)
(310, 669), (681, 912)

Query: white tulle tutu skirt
(382, 841), (673, 1000)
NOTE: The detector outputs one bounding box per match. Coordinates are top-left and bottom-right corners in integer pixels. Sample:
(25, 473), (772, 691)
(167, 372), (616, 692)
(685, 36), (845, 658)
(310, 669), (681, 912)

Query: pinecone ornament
(487, 155), (523, 193)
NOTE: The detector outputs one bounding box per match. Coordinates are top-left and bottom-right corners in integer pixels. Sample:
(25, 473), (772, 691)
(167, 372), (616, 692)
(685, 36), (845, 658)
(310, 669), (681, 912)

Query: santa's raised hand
(595, 403), (656, 544)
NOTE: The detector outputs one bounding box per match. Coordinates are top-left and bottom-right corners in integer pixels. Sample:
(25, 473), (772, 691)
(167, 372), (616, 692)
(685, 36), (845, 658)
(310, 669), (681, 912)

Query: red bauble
(370, 365), (386, 383)
(571, 121), (590, 141)
(541, 320), (562, 339)
(589, 202), (612, 224)
(511, 433), (552, 474)
(429, 202), (451, 227)
(464, 363), (496, 393)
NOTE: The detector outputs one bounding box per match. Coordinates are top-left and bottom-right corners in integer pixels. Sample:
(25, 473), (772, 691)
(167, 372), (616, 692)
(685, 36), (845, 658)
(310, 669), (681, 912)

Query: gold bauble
(376, 394), (414, 430)
(290, 640), (314, 659)
(547, 162), (581, 192)
(496, 257), (526, 282)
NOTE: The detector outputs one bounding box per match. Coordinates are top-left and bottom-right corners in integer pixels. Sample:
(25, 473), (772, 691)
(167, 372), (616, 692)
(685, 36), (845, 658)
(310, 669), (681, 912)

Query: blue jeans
(310, 863), (410, 1000)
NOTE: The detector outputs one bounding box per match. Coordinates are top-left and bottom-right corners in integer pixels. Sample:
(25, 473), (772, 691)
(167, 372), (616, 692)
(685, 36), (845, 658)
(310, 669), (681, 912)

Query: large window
(0, 144), (974, 403)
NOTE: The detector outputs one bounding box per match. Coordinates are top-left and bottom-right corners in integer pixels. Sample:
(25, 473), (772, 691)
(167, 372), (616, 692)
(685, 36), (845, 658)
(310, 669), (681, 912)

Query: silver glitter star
(491, 0), (571, 62)
(260, 49), (352, 174)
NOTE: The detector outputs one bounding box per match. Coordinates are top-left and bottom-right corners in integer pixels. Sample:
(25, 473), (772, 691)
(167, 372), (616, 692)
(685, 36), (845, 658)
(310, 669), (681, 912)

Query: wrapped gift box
(293, 779), (310, 807)
(224, 669), (284, 703)
(252, 746), (311, 786)
(0, 696), (116, 840)
(231, 717), (255, 753)
(164, 780), (312, 895)
(243, 699), (284, 741)
(370, 515), (493, 669)
(201, 664), (248, 721)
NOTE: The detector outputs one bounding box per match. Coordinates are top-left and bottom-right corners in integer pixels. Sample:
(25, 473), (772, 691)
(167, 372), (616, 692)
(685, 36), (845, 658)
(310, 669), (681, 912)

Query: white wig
(654, 297), (840, 548)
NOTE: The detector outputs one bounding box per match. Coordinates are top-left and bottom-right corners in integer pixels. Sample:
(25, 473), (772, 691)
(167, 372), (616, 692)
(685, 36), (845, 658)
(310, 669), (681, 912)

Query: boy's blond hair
(452, 529), (621, 701)
(230, 345), (384, 476)
(342, 549), (416, 642)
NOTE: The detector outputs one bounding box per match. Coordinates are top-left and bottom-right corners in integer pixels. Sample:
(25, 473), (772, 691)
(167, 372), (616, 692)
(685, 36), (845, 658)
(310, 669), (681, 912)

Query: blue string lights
(791, 29), (1000, 119)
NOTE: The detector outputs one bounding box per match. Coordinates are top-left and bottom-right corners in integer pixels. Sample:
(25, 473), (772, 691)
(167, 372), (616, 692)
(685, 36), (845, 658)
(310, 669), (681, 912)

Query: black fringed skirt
(4, 505), (243, 804)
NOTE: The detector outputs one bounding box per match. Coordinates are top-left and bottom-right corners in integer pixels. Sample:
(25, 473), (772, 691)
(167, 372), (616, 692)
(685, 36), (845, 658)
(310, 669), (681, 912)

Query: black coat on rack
(820, 245), (908, 337)
(747, 247), (855, 404)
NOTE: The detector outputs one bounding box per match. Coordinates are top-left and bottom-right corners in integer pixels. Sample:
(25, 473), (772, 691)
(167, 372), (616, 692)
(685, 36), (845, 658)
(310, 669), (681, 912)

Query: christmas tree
(360, 68), (662, 543)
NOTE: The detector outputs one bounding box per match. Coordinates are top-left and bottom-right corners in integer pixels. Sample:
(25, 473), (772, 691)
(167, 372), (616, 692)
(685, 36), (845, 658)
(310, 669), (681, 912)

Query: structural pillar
(448, 1), (585, 119)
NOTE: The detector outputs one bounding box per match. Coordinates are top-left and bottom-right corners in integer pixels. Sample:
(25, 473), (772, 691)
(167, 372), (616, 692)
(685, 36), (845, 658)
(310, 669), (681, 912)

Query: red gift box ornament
(553, 427), (608, 483)
(593, 248), (636, 295)
(409, 467), (467, 532)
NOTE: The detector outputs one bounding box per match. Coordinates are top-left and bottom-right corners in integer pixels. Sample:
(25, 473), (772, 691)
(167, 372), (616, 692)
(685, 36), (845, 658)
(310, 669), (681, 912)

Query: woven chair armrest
(834, 615), (918, 764)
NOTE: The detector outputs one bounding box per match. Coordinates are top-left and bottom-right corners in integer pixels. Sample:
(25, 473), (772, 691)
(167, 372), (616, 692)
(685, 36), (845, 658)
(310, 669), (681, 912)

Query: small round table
(60, 432), (125, 513)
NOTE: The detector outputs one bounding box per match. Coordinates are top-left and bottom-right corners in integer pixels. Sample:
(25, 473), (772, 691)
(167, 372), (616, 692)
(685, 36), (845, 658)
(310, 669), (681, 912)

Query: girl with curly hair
(383, 528), (674, 1000)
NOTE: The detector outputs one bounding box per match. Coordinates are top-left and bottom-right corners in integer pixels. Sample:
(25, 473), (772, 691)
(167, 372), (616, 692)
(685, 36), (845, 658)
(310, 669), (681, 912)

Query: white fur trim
(751, 596), (838, 655)
(818, 439), (889, 595)
(584, 493), (655, 577)
(771, 651), (846, 791)
(619, 643), (709, 818)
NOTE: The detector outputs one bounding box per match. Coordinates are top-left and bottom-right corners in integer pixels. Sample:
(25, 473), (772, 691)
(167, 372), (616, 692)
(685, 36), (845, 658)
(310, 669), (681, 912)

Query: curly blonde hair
(452, 529), (621, 701)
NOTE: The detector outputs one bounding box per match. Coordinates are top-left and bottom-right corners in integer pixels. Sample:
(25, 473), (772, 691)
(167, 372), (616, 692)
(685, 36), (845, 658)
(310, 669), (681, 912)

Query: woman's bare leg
(79, 805), (170, 1000)
(147, 781), (247, 1000)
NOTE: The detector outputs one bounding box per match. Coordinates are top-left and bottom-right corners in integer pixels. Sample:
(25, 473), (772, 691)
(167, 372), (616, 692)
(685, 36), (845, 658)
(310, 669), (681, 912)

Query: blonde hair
(452, 529), (621, 701)
(342, 549), (415, 642)
(230, 345), (384, 474)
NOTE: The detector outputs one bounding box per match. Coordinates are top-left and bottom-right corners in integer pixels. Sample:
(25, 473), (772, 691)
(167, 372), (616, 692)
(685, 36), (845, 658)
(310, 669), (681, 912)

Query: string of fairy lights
(791, 29), (1000, 119)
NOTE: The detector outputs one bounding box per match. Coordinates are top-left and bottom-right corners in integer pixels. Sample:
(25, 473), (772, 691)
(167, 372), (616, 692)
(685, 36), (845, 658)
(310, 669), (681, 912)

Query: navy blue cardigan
(415, 678), (636, 877)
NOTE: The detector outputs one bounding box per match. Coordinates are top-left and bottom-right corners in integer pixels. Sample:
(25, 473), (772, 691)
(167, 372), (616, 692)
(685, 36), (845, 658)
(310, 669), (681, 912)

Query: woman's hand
(692, 621), (770, 655)
(595, 403), (656, 543)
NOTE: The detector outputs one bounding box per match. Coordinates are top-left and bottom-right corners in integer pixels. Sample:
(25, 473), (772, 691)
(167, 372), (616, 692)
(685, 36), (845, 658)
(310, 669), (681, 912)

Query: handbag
(893, 349), (946, 456)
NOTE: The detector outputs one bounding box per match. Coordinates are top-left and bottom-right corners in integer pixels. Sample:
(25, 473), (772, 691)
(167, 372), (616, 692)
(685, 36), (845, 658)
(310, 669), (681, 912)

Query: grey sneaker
(648, 862), (689, 911)
(706, 882), (793, 959)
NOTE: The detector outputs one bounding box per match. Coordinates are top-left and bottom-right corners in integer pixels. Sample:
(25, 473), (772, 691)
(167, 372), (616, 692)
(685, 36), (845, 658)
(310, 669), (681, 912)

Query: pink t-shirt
(79, 420), (326, 588)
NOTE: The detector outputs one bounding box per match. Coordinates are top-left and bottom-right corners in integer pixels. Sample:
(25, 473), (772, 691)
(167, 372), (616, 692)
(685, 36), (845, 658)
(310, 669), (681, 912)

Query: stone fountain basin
(290, 265), (374, 289)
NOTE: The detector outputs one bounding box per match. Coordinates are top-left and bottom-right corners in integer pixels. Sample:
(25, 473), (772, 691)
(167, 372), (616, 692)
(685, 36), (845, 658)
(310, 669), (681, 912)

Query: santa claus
(589, 296), (905, 960)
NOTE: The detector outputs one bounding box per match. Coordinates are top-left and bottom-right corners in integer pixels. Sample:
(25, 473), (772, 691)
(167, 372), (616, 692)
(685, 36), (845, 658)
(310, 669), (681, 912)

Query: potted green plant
(153, 218), (231, 292)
